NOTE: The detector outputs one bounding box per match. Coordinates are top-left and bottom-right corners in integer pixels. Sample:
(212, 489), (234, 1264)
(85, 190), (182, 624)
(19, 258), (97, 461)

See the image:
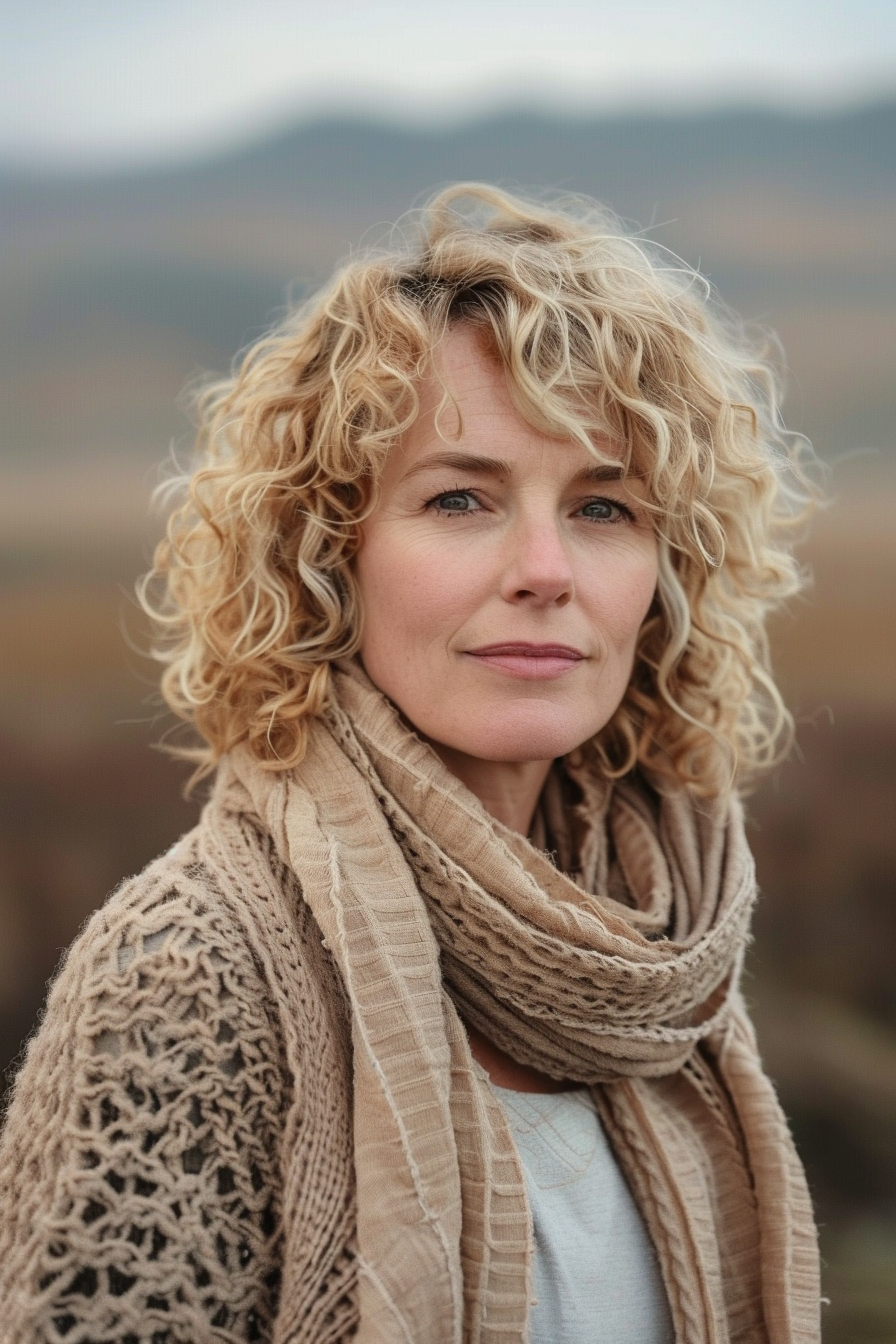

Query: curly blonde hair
(140, 183), (816, 796)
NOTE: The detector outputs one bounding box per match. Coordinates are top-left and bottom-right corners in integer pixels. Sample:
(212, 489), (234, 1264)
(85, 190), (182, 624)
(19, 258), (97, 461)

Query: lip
(464, 642), (585, 680)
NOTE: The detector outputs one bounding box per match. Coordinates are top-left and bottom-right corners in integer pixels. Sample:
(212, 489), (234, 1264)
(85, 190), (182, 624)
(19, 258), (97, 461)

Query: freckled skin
(354, 324), (658, 838)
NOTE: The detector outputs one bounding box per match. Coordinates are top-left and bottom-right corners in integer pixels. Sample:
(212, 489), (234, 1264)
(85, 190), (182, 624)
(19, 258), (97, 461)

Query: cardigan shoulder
(0, 829), (296, 1343)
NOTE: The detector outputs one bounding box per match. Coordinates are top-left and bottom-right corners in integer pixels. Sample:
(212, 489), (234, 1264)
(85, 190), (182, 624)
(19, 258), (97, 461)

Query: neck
(426, 745), (553, 835)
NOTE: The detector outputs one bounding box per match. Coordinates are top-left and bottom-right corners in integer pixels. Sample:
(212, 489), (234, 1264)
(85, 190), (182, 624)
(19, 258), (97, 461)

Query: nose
(499, 513), (575, 608)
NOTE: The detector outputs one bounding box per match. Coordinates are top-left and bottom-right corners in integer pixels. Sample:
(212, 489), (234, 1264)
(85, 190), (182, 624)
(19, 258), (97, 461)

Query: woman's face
(354, 325), (658, 772)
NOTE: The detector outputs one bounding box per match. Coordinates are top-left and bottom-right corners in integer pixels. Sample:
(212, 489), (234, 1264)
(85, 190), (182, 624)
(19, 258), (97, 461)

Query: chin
(442, 703), (602, 766)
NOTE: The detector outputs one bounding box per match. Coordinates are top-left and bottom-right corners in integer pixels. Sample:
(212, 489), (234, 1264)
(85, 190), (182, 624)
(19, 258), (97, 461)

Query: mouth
(464, 642), (585, 680)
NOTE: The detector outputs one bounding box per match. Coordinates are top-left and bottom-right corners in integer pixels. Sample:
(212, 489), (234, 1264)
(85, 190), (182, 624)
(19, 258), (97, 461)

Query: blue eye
(582, 499), (617, 521)
(433, 490), (478, 513)
(577, 497), (634, 521)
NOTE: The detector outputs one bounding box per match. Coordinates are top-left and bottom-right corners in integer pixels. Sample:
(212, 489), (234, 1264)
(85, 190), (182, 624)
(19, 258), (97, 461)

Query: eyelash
(425, 487), (636, 524)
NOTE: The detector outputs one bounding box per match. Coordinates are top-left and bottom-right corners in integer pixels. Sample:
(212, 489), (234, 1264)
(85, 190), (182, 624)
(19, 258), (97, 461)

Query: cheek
(591, 549), (658, 652)
(355, 557), (431, 703)
(358, 531), (484, 642)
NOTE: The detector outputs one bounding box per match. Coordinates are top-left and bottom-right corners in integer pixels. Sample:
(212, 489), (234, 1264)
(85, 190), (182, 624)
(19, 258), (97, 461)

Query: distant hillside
(2, 101), (895, 466)
(4, 99), (895, 214)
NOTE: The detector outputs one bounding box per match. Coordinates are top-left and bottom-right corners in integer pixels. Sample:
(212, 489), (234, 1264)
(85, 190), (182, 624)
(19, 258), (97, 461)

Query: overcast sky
(4, 0), (896, 167)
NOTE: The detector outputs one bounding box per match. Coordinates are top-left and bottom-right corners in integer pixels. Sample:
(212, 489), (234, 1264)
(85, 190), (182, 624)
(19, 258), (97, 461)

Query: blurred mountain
(2, 100), (895, 466)
(4, 100), (895, 220)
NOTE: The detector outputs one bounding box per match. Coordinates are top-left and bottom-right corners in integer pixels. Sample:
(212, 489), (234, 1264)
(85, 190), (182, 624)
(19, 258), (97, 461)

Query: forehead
(426, 324), (509, 410)
(407, 323), (626, 466)
(368, 326), (653, 509)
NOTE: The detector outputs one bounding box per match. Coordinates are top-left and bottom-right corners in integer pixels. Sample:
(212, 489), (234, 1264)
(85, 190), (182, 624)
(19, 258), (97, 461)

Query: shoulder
(46, 816), (313, 1024)
(66, 825), (257, 977)
(1, 822), (298, 1185)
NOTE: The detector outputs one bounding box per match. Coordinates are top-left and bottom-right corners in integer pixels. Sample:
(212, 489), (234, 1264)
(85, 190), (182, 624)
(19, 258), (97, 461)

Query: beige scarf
(220, 663), (819, 1343)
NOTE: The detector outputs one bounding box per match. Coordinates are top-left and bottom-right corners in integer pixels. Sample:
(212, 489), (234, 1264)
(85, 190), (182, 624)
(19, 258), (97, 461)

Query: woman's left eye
(579, 497), (632, 522)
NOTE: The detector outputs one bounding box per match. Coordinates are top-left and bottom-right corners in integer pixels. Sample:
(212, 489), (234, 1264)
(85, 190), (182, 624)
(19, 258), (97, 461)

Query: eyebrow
(400, 450), (625, 483)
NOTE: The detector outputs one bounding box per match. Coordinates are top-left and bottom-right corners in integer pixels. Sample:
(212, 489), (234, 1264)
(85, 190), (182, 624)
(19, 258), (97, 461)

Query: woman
(0, 185), (820, 1342)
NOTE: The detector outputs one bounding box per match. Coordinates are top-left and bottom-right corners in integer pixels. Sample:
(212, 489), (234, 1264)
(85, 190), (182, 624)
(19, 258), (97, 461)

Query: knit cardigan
(0, 822), (359, 1343)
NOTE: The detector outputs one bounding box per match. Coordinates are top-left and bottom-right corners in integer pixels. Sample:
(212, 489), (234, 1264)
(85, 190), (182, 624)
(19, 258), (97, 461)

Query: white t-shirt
(491, 1082), (674, 1344)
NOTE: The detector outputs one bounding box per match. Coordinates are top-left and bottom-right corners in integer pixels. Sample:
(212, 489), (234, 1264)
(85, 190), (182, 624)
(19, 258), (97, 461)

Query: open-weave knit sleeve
(0, 842), (290, 1344)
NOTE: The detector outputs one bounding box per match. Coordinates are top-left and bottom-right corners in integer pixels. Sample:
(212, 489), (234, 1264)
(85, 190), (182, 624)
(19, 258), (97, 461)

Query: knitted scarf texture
(212, 663), (820, 1343)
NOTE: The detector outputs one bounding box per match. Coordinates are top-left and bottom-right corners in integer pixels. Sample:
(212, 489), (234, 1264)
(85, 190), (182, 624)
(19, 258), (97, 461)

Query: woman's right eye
(430, 490), (480, 514)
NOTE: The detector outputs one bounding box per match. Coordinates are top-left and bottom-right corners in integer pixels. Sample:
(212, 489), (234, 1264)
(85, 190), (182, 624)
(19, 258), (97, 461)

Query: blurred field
(1, 104), (895, 1340)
